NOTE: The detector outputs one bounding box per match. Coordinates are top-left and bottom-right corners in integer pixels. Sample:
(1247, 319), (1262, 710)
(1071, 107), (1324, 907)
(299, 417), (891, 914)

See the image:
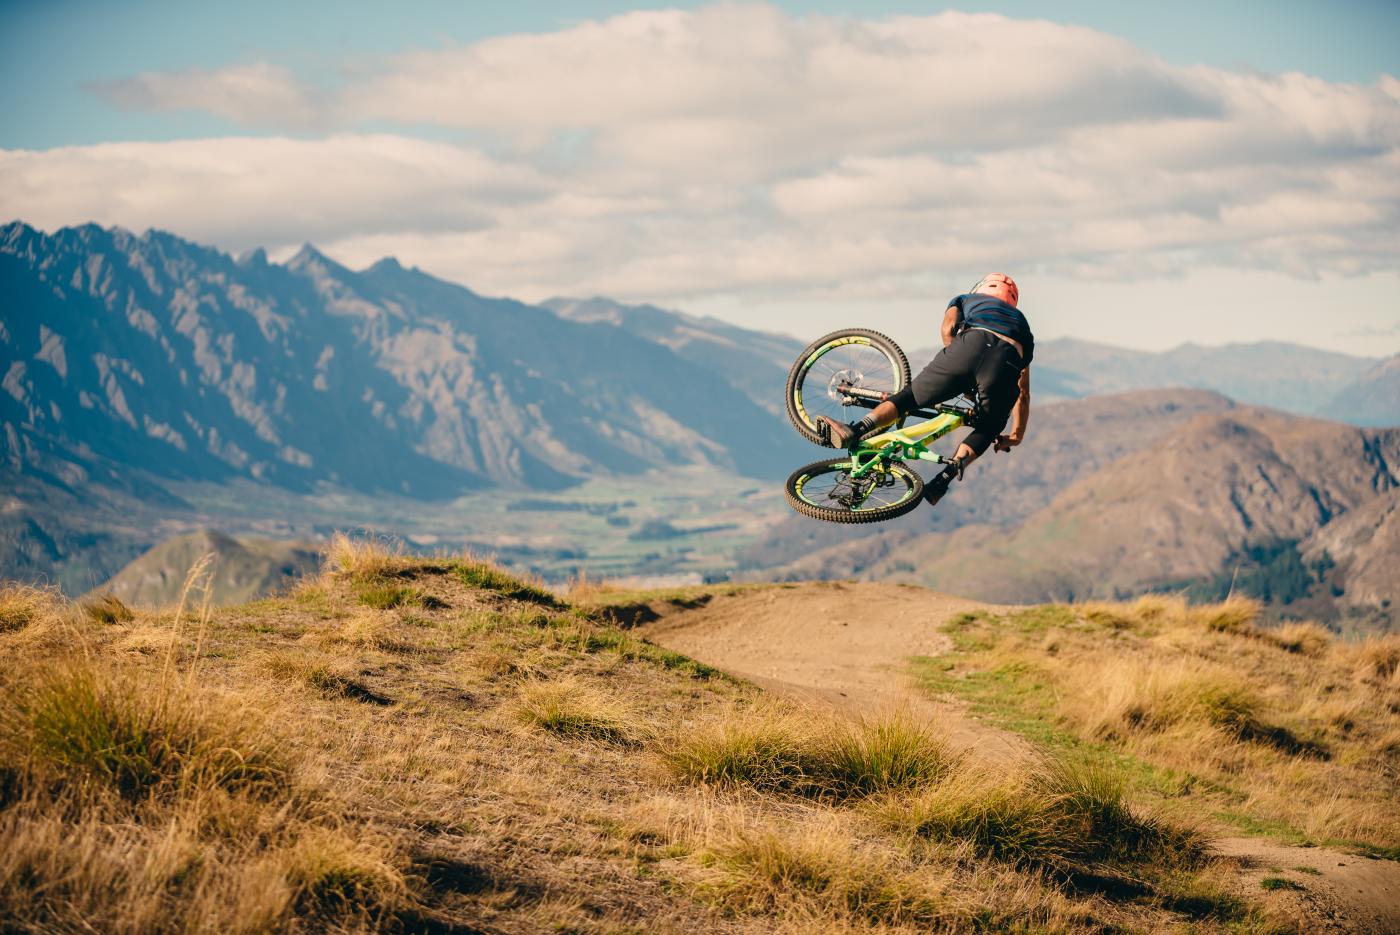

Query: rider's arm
(940, 305), (960, 347)
(1005, 367), (1030, 443)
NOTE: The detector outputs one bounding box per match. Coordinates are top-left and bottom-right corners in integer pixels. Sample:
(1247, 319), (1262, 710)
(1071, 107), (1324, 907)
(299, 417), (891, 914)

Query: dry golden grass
(514, 676), (639, 744)
(920, 598), (1400, 852)
(1, 562), (1294, 933)
(661, 705), (961, 801)
(0, 584), (63, 633)
(81, 592), (135, 625)
(1267, 621), (1332, 656)
(1187, 597), (1263, 634)
(321, 531), (408, 579)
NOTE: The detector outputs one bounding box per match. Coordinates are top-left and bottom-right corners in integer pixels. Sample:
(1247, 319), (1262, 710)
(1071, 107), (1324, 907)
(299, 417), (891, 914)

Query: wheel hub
(828, 369), (862, 402)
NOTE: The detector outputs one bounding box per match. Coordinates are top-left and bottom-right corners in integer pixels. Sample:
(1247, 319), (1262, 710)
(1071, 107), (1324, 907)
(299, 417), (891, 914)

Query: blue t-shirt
(952, 293), (1034, 365)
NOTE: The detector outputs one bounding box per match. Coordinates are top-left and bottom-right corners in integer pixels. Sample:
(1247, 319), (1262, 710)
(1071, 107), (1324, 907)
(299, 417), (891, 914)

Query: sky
(2, 0), (1398, 357)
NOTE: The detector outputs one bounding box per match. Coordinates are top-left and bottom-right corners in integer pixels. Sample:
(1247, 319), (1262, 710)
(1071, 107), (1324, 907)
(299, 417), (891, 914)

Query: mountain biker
(819, 273), (1032, 506)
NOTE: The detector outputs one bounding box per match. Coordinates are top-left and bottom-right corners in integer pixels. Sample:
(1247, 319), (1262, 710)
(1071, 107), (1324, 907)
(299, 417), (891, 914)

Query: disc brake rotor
(829, 470), (879, 508)
(828, 368), (863, 402)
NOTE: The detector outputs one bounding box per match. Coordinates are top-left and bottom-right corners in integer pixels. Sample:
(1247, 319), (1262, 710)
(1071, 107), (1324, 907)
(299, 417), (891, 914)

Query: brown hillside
(1303, 487), (1400, 610)
(774, 408), (1400, 610)
(745, 389), (1235, 573)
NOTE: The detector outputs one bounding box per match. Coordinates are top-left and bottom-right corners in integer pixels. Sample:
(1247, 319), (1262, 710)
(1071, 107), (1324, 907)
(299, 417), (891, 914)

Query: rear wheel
(784, 457), (924, 523)
(785, 329), (911, 445)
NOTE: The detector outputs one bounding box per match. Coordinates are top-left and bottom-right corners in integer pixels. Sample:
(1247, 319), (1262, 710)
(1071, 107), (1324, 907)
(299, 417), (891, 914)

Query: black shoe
(923, 471), (953, 506)
(818, 416), (860, 450)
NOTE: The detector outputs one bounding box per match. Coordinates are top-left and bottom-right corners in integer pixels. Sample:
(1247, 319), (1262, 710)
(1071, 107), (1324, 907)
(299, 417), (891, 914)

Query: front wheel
(785, 329), (911, 446)
(784, 458), (924, 524)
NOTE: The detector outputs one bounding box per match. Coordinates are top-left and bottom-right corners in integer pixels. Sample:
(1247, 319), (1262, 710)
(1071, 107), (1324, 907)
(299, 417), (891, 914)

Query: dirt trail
(635, 581), (1400, 934)
(639, 581), (1021, 754)
(1213, 838), (1400, 934)
(642, 581), (975, 711)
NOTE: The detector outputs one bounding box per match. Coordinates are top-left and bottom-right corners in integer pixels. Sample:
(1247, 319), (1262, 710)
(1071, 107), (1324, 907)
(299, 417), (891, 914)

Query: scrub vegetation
(0, 555), (1326, 933)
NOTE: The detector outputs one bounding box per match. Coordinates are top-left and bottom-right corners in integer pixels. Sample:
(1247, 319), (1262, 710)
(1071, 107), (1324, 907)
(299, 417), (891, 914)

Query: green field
(162, 466), (788, 586)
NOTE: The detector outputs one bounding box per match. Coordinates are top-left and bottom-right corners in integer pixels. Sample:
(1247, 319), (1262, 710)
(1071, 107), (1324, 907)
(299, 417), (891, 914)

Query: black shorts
(888, 329), (1024, 456)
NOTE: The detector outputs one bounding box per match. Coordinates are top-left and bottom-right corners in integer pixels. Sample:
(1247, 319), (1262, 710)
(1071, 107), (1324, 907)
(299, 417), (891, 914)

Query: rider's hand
(994, 433), (1022, 453)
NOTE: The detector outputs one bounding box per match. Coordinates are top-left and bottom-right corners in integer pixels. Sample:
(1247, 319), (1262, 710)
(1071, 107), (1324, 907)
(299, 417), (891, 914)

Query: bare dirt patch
(1214, 837), (1400, 935)
(636, 581), (1020, 754)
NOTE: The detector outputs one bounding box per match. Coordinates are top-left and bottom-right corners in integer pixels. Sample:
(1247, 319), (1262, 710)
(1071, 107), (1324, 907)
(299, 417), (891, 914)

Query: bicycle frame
(845, 410), (965, 479)
(825, 381), (971, 480)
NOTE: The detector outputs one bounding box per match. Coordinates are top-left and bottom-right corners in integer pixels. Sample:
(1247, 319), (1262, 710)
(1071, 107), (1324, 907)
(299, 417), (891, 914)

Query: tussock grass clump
(352, 582), (447, 612)
(0, 584), (63, 633)
(1187, 597), (1261, 634)
(880, 757), (1194, 868)
(453, 558), (561, 607)
(322, 532), (406, 580)
(1084, 661), (1267, 741)
(82, 593), (134, 625)
(515, 678), (635, 744)
(1083, 662), (1326, 756)
(1268, 621), (1331, 656)
(1080, 594), (1186, 633)
(1347, 635), (1400, 685)
(662, 709), (817, 793)
(262, 653), (393, 705)
(282, 828), (408, 920)
(883, 769), (1064, 865)
(1194, 682), (1264, 735)
(664, 709), (959, 800)
(816, 714), (961, 798)
(1128, 593), (1186, 624)
(322, 614), (418, 655)
(703, 822), (950, 927)
(2, 662), (286, 802)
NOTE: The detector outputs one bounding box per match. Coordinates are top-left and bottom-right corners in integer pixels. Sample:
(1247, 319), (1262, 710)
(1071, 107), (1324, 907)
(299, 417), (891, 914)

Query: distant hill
(742, 389), (1238, 571)
(766, 405), (1400, 625)
(91, 529), (320, 607)
(1324, 353), (1400, 427)
(1030, 339), (1379, 418)
(543, 296), (804, 416)
(1, 222), (798, 498)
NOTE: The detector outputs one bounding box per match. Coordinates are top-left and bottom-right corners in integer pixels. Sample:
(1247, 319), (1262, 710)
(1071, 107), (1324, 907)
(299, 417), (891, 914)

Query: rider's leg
(820, 333), (979, 447)
(924, 340), (1023, 504)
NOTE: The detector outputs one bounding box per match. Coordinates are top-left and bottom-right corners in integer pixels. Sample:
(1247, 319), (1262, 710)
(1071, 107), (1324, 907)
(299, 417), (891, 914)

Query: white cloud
(89, 62), (321, 128)
(3, 3), (1396, 347)
(0, 135), (547, 250)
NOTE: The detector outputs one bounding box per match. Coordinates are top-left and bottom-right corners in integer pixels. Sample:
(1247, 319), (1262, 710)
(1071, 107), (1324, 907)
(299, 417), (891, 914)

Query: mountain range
(1, 221), (798, 501)
(3, 220), (1398, 622)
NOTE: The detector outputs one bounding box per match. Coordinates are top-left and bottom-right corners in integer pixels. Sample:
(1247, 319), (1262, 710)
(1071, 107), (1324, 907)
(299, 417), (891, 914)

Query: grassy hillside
(3, 545), (1397, 932)
(907, 597), (1400, 853)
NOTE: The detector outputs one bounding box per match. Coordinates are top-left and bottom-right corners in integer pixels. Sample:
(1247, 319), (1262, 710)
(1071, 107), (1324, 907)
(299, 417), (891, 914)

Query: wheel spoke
(797, 341), (902, 432)
(795, 463), (915, 513)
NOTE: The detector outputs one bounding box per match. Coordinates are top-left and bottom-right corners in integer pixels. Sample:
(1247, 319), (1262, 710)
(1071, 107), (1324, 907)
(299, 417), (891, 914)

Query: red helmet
(973, 272), (1019, 308)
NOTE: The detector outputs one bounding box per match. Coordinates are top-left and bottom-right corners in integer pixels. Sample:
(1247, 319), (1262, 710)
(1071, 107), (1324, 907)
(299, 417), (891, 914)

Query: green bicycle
(782, 328), (978, 523)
